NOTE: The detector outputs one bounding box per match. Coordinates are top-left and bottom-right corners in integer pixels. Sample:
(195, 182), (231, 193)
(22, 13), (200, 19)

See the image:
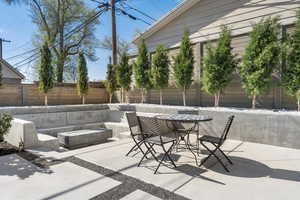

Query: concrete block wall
(0, 104), (110, 129)
(2, 103), (300, 150)
(111, 104), (300, 150)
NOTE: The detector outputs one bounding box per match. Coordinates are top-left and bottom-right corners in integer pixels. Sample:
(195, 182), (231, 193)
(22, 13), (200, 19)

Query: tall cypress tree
(283, 9), (300, 111)
(117, 52), (132, 103)
(240, 17), (280, 109)
(38, 42), (54, 106)
(151, 44), (169, 105)
(202, 26), (237, 107)
(173, 30), (194, 106)
(106, 63), (117, 103)
(134, 39), (151, 103)
(77, 52), (89, 104)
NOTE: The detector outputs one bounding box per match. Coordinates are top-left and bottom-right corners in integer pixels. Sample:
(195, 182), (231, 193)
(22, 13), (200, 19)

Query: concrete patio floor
(1, 138), (300, 200)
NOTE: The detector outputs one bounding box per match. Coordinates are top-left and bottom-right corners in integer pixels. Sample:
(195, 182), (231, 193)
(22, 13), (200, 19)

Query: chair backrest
(220, 115), (235, 145)
(137, 115), (161, 138)
(126, 112), (141, 137)
(178, 110), (199, 115)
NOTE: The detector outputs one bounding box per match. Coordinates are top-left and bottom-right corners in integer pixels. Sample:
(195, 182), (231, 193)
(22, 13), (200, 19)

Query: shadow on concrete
(175, 164), (225, 185)
(204, 156), (300, 182)
(0, 154), (52, 180)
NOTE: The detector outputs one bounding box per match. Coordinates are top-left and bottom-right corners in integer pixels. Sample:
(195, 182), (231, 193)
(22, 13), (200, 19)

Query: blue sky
(0, 0), (183, 82)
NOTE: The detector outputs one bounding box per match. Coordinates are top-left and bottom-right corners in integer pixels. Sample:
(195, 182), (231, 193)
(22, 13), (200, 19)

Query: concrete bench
(57, 129), (112, 149)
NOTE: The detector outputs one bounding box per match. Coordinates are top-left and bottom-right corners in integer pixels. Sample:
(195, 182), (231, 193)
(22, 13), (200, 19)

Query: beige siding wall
(145, 0), (299, 51)
(126, 1), (299, 109)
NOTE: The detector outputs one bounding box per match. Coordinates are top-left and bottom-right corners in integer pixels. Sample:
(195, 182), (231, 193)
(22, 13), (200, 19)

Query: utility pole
(0, 38), (11, 59)
(111, 0), (118, 65)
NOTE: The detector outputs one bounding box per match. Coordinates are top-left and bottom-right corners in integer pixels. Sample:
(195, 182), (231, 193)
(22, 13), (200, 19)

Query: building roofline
(0, 59), (25, 79)
(132, 0), (199, 44)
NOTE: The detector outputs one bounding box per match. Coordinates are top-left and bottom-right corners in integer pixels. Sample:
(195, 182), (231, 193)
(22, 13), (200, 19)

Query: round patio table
(156, 114), (212, 165)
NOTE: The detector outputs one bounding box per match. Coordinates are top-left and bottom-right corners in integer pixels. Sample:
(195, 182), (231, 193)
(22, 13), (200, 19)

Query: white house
(0, 59), (25, 84)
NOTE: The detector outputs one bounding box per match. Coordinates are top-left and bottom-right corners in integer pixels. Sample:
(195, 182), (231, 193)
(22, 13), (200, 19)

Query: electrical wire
(13, 5), (108, 69)
(120, 1), (156, 22)
(117, 7), (152, 25)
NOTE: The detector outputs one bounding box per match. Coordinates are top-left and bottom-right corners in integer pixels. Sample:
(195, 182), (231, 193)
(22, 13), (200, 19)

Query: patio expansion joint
(67, 156), (191, 200)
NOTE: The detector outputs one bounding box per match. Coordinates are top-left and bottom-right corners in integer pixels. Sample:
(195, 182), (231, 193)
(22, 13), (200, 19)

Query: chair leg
(126, 144), (137, 156)
(196, 127), (200, 155)
(154, 152), (167, 174)
(164, 142), (177, 168)
(145, 143), (159, 162)
(126, 140), (142, 156)
(138, 143), (158, 167)
(127, 139), (149, 159)
(138, 148), (150, 167)
(149, 145), (157, 154)
(212, 143), (233, 165)
(199, 141), (214, 166)
(153, 142), (177, 174)
(199, 141), (230, 172)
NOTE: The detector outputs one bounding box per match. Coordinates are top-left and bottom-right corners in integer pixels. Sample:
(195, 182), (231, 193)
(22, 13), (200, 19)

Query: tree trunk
(215, 91), (220, 107)
(57, 2), (65, 83)
(56, 58), (64, 83)
(122, 88), (125, 103)
(141, 88), (144, 103)
(82, 95), (86, 104)
(109, 94), (112, 103)
(45, 94), (48, 106)
(120, 88), (123, 103)
(297, 98), (300, 112)
(183, 87), (186, 106)
(252, 95), (256, 109)
(160, 89), (163, 105)
(126, 90), (129, 104)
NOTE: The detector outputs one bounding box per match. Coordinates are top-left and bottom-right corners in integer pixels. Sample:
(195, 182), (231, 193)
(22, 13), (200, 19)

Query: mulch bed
(0, 141), (64, 168)
(0, 141), (19, 156)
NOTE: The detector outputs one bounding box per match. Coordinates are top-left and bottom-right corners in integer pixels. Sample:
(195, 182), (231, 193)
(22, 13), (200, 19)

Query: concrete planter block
(57, 129), (112, 149)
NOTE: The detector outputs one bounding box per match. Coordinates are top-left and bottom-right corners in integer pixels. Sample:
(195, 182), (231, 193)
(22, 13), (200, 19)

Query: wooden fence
(114, 82), (298, 110)
(0, 82), (108, 106)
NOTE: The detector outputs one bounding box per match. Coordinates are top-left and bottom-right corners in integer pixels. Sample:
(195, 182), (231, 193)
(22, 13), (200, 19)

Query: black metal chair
(125, 112), (150, 157)
(137, 115), (177, 174)
(198, 115), (235, 172)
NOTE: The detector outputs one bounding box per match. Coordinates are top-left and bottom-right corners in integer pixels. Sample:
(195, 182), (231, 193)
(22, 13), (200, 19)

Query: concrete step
(38, 122), (105, 137)
(103, 122), (129, 138)
(57, 128), (113, 149)
(37, 133), (60, 150)
(118, 131), (131, 139)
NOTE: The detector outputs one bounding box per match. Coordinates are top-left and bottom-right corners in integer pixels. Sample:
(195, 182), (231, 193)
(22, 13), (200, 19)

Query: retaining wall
(110, 104), (300, 150)
(2, 103), (300, 150)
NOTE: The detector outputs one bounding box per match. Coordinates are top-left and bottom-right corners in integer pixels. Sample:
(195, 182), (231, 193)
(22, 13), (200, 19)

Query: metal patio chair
(198, 115), (235, 172)
(125, 112), (153, 157)
(137, 115), (177, 174)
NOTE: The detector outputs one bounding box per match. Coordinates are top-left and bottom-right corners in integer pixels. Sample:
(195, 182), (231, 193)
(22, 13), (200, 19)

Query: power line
(13, 5), (109, 69)
(8, 2), (108, 63)
(117, 7), (152, 25)
(120, 1), (156, 22)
